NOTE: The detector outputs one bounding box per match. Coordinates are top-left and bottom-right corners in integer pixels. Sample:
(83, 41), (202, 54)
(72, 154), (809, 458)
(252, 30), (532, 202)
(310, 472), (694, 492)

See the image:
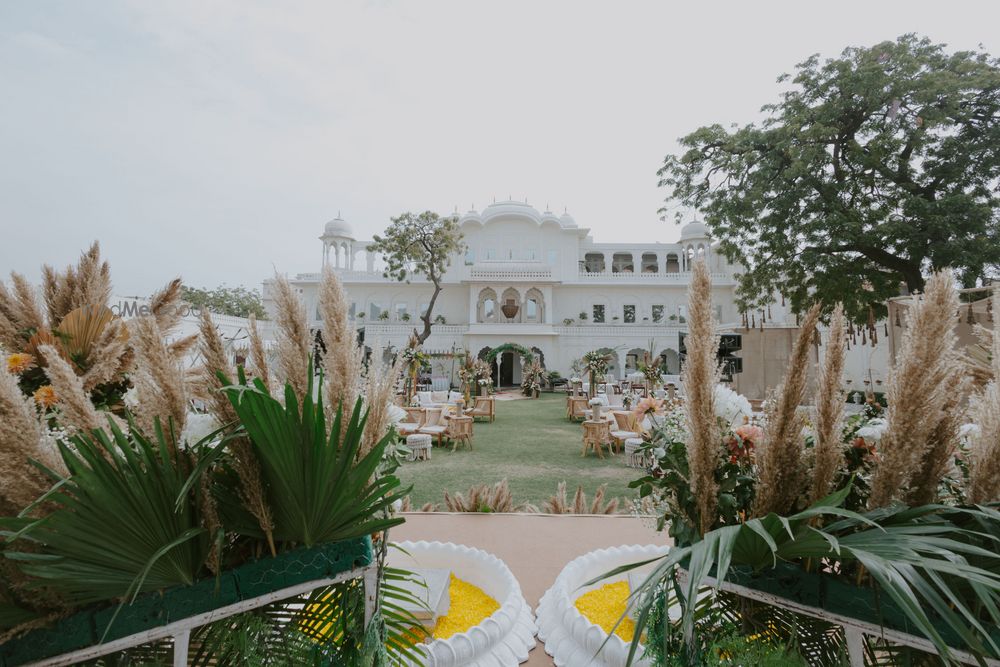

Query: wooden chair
(567, 396), (589, 422)
(447, 415), (474, 451)
(610, 411), (641, 454)
(418, 407), (447, 446)
(581, 419), (612, 459)
(467, 396), (495, 423)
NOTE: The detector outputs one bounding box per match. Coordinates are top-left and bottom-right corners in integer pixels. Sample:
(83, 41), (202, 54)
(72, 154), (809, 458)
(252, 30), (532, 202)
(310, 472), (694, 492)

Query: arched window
(665, 253), (680, 273)
(612, 253), (633, 273)
(477, 288), (497, 323)
(642, 252), (658, 273)
(584, 253), (605, 273)
(501, 287), (521, 322)
(525, 287), (544, 323)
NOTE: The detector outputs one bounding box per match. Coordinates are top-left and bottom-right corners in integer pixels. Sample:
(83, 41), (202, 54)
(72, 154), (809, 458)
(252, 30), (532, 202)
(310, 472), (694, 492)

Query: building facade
(263, 199), (887, 395)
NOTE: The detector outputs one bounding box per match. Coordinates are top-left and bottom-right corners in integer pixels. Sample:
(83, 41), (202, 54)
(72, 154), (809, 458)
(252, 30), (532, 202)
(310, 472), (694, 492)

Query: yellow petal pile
(574, 581), (636, 642)
(432, 575), (500, 640)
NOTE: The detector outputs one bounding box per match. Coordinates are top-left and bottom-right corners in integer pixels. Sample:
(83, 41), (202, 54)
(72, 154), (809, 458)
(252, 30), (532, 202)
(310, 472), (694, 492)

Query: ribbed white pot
(535, 544), (669, 667)
(391, 541), (537, 666)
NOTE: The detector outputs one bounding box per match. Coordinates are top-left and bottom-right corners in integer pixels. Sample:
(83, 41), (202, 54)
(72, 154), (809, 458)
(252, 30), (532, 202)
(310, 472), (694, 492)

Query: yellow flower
(574, 581), (636, 642)
(432, 575), (500, 640)
(6, 352), (34, 375)
(33, 385), (58, 408)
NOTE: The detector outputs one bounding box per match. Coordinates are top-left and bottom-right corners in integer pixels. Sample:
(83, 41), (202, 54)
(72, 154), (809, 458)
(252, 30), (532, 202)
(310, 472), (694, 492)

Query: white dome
(323, 215), (355, 239)
(559, 211), (577, 228)
(459, 208), (483, 225)
(679, 220), (710, 240)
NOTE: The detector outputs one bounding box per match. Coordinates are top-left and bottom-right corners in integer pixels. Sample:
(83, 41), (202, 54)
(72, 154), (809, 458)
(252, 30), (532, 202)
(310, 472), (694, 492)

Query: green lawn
(395, 393), (639, 510)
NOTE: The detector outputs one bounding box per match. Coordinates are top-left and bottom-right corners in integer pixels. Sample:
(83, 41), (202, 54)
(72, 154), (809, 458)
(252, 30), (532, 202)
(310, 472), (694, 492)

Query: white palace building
(264, 200), (886, 396)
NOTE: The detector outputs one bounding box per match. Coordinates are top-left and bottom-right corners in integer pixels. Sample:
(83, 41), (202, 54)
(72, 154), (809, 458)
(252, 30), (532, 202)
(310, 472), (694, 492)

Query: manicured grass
(395, 393), (639, 510)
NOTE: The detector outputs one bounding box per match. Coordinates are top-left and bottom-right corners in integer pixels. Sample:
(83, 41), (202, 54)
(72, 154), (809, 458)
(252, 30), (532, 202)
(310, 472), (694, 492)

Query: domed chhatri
(323, 214), (355, 240)
(679, 219), (710, 241)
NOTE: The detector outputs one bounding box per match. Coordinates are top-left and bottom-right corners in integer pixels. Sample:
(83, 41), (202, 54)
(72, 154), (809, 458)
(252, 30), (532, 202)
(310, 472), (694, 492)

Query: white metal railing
(26, 566), (377, 667)
(697, 573), (999, 667)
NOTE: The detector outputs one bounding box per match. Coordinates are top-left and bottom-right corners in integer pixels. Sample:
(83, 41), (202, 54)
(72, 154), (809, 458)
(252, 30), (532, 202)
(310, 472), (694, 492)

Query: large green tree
(368, 211), (465, 345)
(659, 34), (1000, 321)
(181, 284), (266, 319)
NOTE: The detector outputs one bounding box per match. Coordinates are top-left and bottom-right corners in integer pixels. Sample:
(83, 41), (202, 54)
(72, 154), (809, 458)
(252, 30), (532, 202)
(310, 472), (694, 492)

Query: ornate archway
(485, 343), (534, 388)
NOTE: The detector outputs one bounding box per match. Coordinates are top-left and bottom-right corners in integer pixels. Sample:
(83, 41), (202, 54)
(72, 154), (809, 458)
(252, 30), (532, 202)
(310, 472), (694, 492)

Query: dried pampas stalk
(11, 273), (46, 334)
(149, 278), (184, 334)
(248, 313), (271, 392)
(38, 344), (104, 434)
(0, 370), (65, 515)
(0, 282), (21, 350)
(908, 369), (970, 506)
(809, 304), (847, 503)
(271, 274), (311, 402)
(968, 380), (1000, 503)
(870, 272), (960, 508)
(681, 259), (721, 534)
(319, 269), (363, 415)
(968, 287), (1000, 504)
(80, 318), (129, 391)
(129, 316), (188, 444)
(71, 242), (112, 311)
(196, 310), (237, 424)
(196, 314), (275, 552)
(361, 348), (401, 456)
(754, 303), (821, 517)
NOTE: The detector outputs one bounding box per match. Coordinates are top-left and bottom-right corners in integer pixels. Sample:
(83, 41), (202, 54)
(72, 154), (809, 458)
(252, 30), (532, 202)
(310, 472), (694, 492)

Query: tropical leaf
(219, 366), (408, 548)
(3, 417), (214, 606)
(592, 487), (1000, 665)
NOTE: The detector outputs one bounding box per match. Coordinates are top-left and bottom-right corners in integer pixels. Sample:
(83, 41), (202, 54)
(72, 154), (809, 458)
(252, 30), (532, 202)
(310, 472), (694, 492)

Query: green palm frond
(3, 417), (218, 606)
(593, 484), (1000, 665)
(220, 366), (408, 548)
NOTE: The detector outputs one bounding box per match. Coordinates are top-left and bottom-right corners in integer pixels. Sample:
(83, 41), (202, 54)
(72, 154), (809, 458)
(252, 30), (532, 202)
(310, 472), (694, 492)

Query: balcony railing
(468, 261), (553, 281)
(576, 270), (731, 281)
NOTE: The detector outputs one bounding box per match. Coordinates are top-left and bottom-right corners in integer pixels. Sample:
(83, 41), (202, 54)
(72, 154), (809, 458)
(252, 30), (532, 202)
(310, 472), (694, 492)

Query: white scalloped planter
(535, 544), (669, 667)
(391, 541), (537, 666)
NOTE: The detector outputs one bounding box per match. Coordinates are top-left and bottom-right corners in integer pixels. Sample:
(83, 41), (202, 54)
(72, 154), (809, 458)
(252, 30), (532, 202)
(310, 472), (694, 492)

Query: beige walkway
(394, 512), (664, 666)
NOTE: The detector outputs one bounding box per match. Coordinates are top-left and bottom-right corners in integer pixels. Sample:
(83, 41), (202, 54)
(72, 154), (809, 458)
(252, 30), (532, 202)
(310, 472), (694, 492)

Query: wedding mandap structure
(263, 200), (887, 399)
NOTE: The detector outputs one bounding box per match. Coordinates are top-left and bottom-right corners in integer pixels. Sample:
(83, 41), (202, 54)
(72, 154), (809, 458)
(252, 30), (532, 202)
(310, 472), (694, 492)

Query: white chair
(406, 433), (433, 461)
(624, 438), (645, 468)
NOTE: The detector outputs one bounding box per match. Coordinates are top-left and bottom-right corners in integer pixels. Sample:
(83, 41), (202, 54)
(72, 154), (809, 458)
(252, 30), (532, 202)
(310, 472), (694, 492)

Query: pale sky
(2, 1), (998, 295)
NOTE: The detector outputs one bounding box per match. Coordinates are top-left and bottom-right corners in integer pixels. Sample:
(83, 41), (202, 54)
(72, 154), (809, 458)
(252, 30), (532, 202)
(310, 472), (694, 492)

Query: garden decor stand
(2, 537), (376, 667)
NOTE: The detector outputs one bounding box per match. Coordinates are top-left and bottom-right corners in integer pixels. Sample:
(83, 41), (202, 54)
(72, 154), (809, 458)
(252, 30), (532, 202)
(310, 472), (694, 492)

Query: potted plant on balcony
(596, 263), (1000, 666)
(378, 310), (390, 321)
(579, 311), (589, 322)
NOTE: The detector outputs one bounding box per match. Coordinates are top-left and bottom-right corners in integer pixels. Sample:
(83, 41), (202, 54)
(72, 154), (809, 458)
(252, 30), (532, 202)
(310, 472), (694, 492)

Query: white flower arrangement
(856, 417), (888, 443)
(713, 384), (753, 428)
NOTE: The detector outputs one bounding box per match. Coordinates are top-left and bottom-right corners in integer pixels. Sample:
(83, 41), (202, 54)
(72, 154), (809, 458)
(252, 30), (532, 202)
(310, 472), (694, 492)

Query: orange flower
(734, 424), (763, 445)
(632, 396), (664, 418)
(33, 385), (58, 408)
(6, 352), (34, 375)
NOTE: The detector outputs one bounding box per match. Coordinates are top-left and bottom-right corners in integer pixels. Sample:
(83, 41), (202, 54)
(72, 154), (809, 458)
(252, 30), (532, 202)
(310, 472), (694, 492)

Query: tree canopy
(181, 284), (266, 319)
(368, 211), (465, 344)
(658, 34), (1000, 321)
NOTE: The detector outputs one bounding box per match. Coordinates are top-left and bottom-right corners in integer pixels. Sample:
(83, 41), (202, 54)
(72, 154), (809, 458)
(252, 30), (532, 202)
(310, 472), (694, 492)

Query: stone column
(469, 284), (477, 323)
(657, 253), (665, 274)
(366, 250), (375, 273)
(603, 251), (612, 274)
(631, 252), (641, 274)
(542, 285), (553, 324)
